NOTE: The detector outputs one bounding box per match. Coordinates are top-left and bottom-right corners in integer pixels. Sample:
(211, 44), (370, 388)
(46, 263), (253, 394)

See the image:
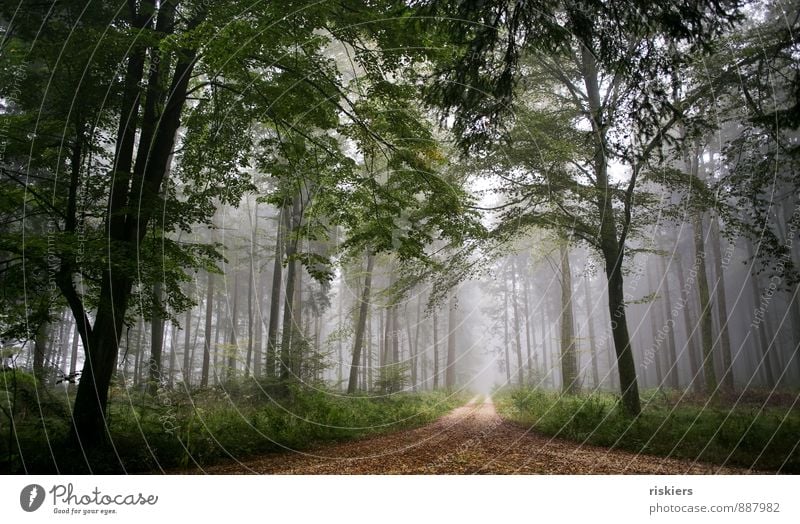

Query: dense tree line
(1, 0), (798, 454)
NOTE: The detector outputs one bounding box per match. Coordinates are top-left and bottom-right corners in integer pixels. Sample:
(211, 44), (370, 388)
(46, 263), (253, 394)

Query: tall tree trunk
(709, 214), (734, 391)
(69, 321), (80, 380)
(647, 267), (665, 388)
(674, 251), (703, 392)
(348, 253), (374, 393)
(33, 319), (48, 382)
(503, 277), (511, 383)
(581, 45), (639, 416)
(337, 275), (344, 387)
(167, 323), (177, 387)
(691, 208), (718, 397)
(266, 207), (284, 379)
(227, 269), (240, 381)
(658, 254), (681, 389)
(280, 195), (300, 380)
(201, 271), (214, 387)
(559, 242), (579, 394)
(70, 18), (197, 443)
(432, 308), (440, 390)
(413, 296), (421, 391)
(445, 290), (457, 388)
(584, 275), (600, 389)
(522, 265), (534, 383)
(511, 259), (524, 387)
(746, 241), (777, 386)
(183, 301), (192, 386)
(148, 282), (165, 394)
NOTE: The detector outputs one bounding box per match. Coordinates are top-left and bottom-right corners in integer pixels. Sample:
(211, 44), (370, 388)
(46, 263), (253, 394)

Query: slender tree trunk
(367, 306), (373, 391)
(413, 296), (421, 391)
(69, 321), (80, 379)
(33, 319), (48, 382)
(266, 208), (283, 379)
(709, 214), (734, 391)
(674, 251), (703, 392)
(559, 242), (579, 394)
(167, 323), (177, 387)
(647, 267), (665, 388)
(183, 302), (192, 386)
(446, 290), (457, 388)
(745, 241), (777, 386)
(581, 45), (639, 416)
(503, 277), (511, 383)
(432, 308), (440, 390)
(148, 282), (165, 394)
(511, 260), (525, 387)
(348, 253), (374, 393)
(213, 282), (223, 384)
(691, 209), (718, 397)
(522, 265), (534, 383)
(227, 269), (240, 381)
(584, 275), (600, 389)
(245, 203), (257, 377)
(201, 271), (214, 387)
(280, 195), (300, 380)
(658, 254), (681, 389)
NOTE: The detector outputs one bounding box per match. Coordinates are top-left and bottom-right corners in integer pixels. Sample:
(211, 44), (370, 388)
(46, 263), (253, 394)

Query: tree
(423, 0), (740, 416)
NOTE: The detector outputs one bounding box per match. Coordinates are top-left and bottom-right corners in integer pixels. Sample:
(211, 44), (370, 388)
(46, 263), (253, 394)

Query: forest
(0, 0), (798, 474)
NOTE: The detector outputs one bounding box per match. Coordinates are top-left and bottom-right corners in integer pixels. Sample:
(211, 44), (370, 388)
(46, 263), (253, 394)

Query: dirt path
(196, 396), (745, 474)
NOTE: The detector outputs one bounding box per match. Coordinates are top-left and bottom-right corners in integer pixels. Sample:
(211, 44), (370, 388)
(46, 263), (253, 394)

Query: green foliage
(496, 387), (800, 472)
(0, 383), (464, 473)
(374, 362), (411, 394)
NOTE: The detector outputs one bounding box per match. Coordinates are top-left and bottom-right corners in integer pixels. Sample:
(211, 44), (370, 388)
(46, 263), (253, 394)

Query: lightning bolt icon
(28, 486), (37, 509)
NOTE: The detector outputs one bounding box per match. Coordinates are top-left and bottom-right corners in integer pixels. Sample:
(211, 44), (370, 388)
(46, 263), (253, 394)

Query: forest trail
(194, 396), (745, 474)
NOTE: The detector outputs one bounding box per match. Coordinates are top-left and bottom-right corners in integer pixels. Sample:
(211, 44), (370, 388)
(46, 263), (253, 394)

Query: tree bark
(432, 308), (439, 389)
(559, 242), (579, 394)
(266, 208), (284, 379)
(70, 12), (197, 443)
(445, 290), (457, 388)
(280, 194), (301, 380)
(201, 271), (214, 387)
(709, 214), (734, 391)
(148, 282), (165, 394)
(348, 252), (374, 393)
(581, 44), (640, 416)
(511, 259), (525, 387)
(584, 275), (600, 389)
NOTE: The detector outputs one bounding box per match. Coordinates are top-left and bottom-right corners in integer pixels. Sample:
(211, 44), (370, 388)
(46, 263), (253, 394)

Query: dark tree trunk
(266, 208), (284, 379)
(445, 291), (457, 389)
(432, 308), (439, 389)
(657, 255), (681, 389)
(70, 11), (197, 443)
(511, 259), (524, 387)
(559, 242), (579, 394)
(709, 215), (734, 391)
(280, 195), (301, 380)
(183, 302), (192, 386)
(691, 211), (718, 397)
(148, 282), (165, 394)
(201, 271), (214, 387)
(227, 269), (240, 381)
(581, 45), (639, 416)
(348, 253), (374, 393)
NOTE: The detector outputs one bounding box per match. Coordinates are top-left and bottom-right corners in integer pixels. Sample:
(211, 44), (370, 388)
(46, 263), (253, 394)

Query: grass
(0, 371), (466, 473)
(494, 387), (800, 473)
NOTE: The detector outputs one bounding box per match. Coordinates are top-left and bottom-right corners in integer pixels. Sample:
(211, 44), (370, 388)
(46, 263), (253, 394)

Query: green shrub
(495, 387), (800, 472)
